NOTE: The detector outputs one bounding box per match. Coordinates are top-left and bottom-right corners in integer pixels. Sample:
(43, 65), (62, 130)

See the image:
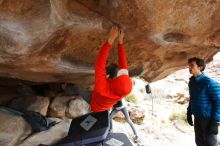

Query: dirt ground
(112, 97), (196, 146)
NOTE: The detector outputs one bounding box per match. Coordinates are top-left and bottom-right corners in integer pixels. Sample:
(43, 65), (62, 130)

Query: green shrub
(169, 111), (187, 124)
(125, 94), (138, 104)
(132, 118), (143, 125)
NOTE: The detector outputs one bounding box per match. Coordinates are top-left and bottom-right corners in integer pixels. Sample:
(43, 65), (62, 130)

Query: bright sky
(213, 52), (220, 60)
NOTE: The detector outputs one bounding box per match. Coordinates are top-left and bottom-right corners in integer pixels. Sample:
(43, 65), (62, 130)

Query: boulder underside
(0, 0), (220, 86)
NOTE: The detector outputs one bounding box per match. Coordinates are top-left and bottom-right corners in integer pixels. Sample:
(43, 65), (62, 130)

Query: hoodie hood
(110, 75), (132, 97)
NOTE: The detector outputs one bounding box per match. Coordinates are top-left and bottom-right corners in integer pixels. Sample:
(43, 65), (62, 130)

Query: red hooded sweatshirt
(90, 42), (132, 112)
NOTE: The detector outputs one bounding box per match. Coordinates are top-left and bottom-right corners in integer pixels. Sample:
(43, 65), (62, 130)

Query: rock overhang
(0, 0), (220, 86)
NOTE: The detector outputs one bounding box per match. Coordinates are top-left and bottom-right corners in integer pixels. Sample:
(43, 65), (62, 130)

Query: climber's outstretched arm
(94, 26), (119, 93)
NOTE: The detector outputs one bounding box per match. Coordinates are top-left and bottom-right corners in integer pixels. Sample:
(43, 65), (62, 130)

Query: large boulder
(66, 96), (90, 118)
(19, 118), (71, 146)
(8, 96), (50, 116)
(0, 110), (32, 146)
(48, 95), (75, 118)
(0, 0), (220, 86)
(49, 95), (89, 118)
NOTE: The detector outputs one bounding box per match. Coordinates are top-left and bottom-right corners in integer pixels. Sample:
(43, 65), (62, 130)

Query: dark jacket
(189, 72), (220, 121)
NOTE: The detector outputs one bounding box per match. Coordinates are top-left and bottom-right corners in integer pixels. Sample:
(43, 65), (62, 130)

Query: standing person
(64, 26), (132, 112)
(187, 57), (220, 146)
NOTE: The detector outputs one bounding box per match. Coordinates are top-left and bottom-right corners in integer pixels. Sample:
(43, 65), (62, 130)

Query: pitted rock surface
(0, 0), (220, 86)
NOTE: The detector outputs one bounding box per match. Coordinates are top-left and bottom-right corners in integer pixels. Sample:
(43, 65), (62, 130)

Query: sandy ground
(112, 97), (196, 146)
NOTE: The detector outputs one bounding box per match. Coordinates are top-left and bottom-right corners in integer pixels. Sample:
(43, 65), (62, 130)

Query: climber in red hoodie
(62, 26), (132, 112)
(90, 26), (132, 112)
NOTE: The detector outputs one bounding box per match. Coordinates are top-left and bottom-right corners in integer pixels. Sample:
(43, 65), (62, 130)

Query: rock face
(48, 95), (89, 118)
(0, 92), (90, 146)
(19, 118), (71, 146)
(8, 96), (50, 116)
(0, 110), (32, 146)
(0, 0), (220, 85)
